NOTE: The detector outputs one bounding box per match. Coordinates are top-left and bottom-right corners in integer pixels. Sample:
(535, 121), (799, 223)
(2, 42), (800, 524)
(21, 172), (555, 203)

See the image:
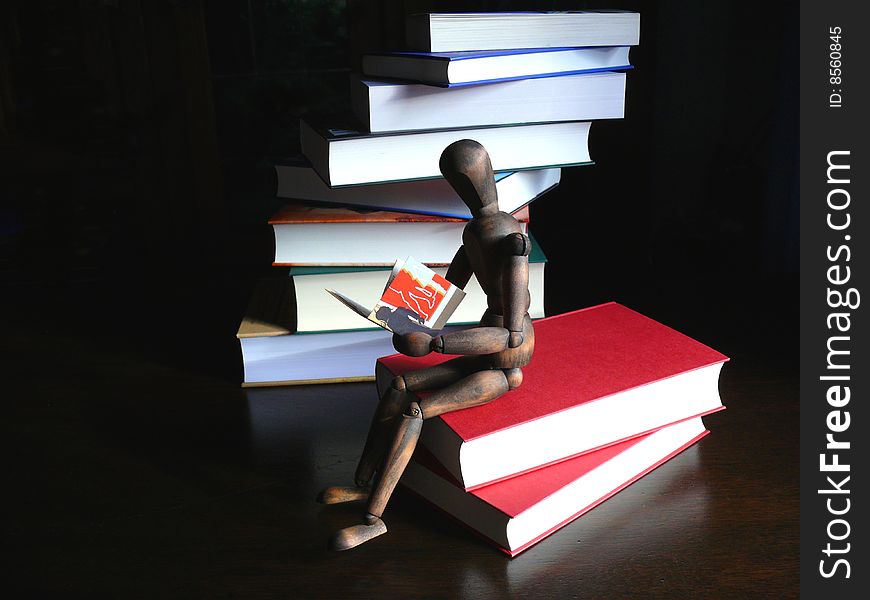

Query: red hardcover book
(401, 417), (709, 556)
(270, 202), (530, 266)
(376, 302), (728, 489)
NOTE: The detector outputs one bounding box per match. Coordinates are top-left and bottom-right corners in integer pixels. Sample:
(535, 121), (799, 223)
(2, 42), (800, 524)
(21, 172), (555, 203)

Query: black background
(0, 0), (798, 380)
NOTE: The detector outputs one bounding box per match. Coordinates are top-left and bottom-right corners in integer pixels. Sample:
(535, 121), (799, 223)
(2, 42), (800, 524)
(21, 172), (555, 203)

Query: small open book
(327, 257), (466, 335)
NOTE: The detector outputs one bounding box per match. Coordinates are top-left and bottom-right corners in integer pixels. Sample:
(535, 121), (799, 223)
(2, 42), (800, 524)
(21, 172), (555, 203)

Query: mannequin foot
(328, 515), (387, 551)
(317, 485), (370, 505)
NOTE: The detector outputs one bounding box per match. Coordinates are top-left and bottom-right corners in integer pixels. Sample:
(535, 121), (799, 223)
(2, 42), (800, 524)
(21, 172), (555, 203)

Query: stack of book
(237, 10), (727, 558)
(237, 10), (640, 386)
(392, 301), (728, 556)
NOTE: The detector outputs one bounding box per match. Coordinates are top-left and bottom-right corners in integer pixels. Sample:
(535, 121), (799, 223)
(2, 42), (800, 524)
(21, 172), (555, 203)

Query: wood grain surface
(2, 279), (798, 599)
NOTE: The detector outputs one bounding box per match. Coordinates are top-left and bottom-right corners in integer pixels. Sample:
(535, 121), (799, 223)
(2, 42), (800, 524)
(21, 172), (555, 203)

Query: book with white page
(274, 163), (561, 219)
(236, 278), (396, 386)
(401, 417), (709, 556)
(352, 71), (625, 133)
(269, 202), (529, 267)
(300, 117), (592, 187)
(361, 46), (632, 87)
(406, 11), (641, 52)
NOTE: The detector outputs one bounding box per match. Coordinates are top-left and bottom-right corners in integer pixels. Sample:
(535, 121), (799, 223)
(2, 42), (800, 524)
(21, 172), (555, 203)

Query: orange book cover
(268, 202), (530, 225)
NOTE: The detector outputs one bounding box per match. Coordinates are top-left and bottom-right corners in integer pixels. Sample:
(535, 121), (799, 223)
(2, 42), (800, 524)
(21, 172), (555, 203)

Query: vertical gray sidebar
(800, 1), (868, 596)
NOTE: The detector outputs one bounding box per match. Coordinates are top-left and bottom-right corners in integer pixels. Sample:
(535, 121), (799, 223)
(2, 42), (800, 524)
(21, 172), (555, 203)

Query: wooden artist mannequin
(318, 139), (535, 551)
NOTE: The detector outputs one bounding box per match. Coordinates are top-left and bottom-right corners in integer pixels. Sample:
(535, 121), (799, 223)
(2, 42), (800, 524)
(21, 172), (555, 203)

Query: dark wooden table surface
(3, 277), (799, 599)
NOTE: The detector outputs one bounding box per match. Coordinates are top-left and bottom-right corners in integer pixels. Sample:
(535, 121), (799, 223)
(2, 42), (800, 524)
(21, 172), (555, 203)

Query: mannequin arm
(445, 245), (473, 289)
(501, 232), (531, 348)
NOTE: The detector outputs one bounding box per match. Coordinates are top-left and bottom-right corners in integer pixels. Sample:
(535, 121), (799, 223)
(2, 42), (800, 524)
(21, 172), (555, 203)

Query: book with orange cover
(377, 302), (728, 489)
(270, 202), (529, 266)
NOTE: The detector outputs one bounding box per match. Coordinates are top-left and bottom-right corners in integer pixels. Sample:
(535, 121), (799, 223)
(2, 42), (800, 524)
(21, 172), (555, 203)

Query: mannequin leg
(329, 368), (510, 551)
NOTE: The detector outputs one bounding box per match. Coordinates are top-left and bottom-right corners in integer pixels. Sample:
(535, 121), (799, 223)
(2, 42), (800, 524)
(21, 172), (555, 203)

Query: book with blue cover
(361, 46), (632, 87)
(274, 161), (561, 219)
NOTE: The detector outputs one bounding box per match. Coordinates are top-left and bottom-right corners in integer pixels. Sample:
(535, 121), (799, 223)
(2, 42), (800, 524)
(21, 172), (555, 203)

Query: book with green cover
(291, 235), (547, 333)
